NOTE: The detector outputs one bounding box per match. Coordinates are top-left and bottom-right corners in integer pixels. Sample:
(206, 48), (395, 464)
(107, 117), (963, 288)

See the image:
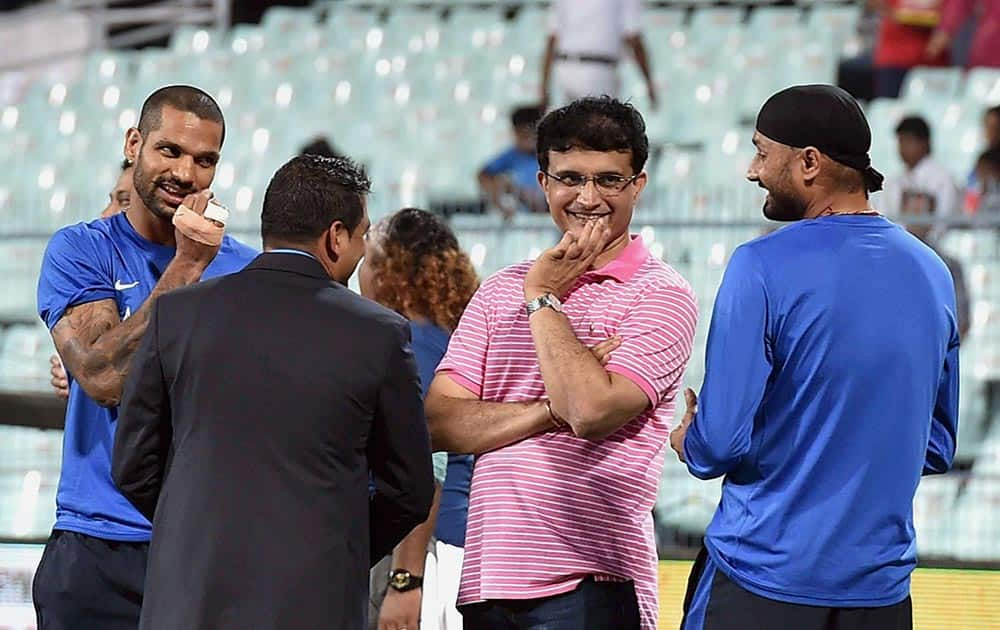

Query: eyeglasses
(542, 171), (639, 196)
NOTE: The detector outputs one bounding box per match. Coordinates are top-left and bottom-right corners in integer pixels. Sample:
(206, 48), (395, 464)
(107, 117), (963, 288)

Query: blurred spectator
(974, 147), (1000, 211)
(872, 0), (949, 98)
(927, 0), (1000, 67)
(882, 116), (960, 222)
(100, 158), (134, 219)
(900, 196), (971, 339)
(299, 136), (343, 159)
(985, 105), (1000, 149)
(540, 0), (656, 109)
(478, 105), (546, 219)
(964, 107), (1000, 211)
(836, 5), (883, 101)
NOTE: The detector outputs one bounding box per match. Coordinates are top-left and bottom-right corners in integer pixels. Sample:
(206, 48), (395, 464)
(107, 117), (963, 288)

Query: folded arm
(426, 373), (553, 454)
(528, 307), (650, 441)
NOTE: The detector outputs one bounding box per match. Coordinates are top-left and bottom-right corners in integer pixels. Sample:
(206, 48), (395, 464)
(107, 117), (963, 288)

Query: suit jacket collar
(246, 251), (331, 281)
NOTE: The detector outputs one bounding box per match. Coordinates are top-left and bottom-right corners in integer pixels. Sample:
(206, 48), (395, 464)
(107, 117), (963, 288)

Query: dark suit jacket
(112, 252), (434, 630)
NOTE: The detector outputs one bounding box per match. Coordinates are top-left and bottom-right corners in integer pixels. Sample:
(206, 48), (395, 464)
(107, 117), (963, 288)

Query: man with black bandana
(671, 85), (960, 630)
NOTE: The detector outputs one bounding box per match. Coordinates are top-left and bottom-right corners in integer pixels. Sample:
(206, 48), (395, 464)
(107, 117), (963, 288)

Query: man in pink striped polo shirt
(426, 97), (698, 630)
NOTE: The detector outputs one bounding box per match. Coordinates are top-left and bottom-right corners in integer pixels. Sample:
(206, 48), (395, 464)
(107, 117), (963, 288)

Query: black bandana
(755, 85), (884, 193)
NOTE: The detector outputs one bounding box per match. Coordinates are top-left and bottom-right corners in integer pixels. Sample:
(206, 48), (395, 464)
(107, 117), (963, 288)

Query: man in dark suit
(112, 154), (435, 630)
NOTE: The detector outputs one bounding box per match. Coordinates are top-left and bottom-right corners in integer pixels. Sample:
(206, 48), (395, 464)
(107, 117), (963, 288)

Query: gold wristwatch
(388, 569), (423, 592)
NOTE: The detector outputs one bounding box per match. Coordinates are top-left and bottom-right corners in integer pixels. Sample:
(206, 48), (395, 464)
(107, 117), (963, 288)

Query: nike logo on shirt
(115, 280), (139, 291)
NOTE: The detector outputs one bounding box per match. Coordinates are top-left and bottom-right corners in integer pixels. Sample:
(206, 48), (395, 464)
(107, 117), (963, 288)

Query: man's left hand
(49, 354), (69, 400)
(378, 587), (422, 630)
(670, 388), (697, 463)
(524, 218), (610, 301)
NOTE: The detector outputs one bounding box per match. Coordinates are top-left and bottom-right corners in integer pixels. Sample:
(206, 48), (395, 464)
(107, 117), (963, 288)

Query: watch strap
(526, 293), (561, 317)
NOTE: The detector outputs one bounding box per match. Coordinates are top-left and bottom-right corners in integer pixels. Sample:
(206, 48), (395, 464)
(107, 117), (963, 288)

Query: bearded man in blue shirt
(33, 85), (256, 629)
(672, 85), (959, 630)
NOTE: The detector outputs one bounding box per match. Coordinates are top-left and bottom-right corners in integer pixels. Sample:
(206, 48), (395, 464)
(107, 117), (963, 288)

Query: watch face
(391, 571), (411, 589)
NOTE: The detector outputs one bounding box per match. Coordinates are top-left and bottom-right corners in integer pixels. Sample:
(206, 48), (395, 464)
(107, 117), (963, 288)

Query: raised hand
(524, 217), (611, 300)
(173, 190), (223, 268)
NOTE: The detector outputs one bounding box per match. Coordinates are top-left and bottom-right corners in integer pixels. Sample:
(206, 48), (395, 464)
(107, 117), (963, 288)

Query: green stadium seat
(901, 67), (964, 102)
(964, 68), (1000, 106)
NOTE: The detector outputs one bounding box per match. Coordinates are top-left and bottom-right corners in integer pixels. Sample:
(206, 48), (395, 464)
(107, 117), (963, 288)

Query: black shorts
(681, 546), (912, 630)
(33, 529), (148, 630)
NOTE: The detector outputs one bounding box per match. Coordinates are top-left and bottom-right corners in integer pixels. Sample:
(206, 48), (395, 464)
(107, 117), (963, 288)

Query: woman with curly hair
(360, 208), (479, 630)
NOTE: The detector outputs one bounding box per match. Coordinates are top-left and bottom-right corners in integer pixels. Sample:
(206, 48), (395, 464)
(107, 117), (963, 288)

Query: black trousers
(33, 529), (148, 630)
(682, 546), (913, 630)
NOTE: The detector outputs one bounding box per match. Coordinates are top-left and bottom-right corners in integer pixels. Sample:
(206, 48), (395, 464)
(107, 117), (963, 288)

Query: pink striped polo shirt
(436, 235), (698, 630)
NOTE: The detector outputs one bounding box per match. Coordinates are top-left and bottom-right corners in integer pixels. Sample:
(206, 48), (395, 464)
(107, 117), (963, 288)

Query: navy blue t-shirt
(37, 212), (258, 541)
(409, 321), (472, 548)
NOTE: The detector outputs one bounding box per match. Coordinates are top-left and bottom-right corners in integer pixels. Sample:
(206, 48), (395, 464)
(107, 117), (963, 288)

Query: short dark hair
(986, 105), (1000, 119)
(138, 85), (226, 146)
(895, 116), (931, 141)
(511, 105), (543, 130)
(261, 154), (371, 245)
(536, 97), (649, 173)
(824, 158), (866, 196)
(978, 147), (1000, 170)
(299, 136), (342, 159)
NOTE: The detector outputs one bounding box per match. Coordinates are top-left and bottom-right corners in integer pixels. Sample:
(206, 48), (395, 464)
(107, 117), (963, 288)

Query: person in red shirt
(873, 0), (949, 97)
(927, 0), (1000, 68)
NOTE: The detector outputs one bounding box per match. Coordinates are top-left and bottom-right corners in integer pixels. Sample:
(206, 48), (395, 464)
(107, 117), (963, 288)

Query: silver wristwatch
(525, 293), (563, 317)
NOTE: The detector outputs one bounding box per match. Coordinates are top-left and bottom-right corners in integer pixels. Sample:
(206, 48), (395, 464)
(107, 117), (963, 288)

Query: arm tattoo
(51, 259), (205, 407)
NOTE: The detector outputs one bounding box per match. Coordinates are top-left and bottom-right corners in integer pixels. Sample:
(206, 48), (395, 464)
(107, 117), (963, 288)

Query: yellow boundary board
(657, 561), (1000, 629)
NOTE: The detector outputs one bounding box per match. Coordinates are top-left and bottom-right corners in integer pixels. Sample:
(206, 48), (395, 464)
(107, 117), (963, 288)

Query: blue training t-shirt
(684, 215), (960, 608)
(37, 212), (258, 541)
(409, 320), (472, 548)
